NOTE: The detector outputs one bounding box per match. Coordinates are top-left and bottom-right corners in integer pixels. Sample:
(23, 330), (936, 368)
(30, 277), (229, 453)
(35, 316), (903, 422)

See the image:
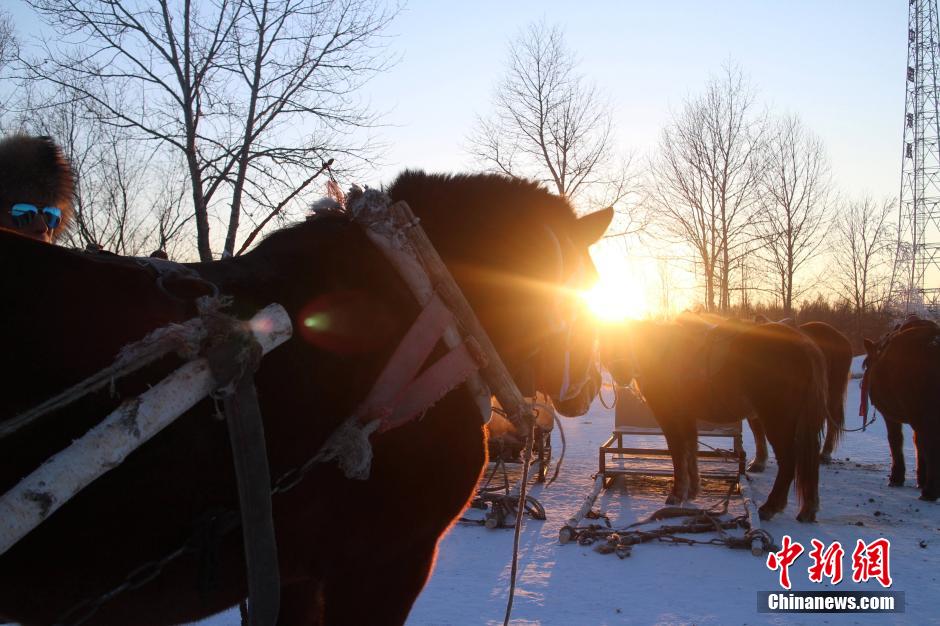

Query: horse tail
(825, 339), (852, 451)
(794, 347), (827, 510)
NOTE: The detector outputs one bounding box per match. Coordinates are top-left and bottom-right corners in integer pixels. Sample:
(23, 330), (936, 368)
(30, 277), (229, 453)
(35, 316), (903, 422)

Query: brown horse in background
(601, 316), (829, 522)
(863, 318), (940, 500)
(748, 320), (852, 471)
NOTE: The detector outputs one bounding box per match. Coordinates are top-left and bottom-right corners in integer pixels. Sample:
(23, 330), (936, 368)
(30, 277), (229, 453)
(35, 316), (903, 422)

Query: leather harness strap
(356, 293), (489, 433)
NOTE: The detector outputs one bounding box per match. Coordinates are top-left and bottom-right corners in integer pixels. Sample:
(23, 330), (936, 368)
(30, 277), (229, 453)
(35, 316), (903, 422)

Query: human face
(1, 203), (62, 243)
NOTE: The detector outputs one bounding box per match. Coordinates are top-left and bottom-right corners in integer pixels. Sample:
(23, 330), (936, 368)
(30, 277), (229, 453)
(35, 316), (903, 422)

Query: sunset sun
(582, 274), (649, 321)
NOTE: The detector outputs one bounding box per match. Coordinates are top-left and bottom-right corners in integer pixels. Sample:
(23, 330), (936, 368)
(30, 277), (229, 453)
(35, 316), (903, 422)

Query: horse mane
(0, 134), (75, 237)
(387, 170), (576, 219)
(252, 170), (577, 263)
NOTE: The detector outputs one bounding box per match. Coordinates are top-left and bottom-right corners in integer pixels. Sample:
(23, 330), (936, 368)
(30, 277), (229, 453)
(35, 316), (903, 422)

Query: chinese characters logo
(766, 535), (892, 589)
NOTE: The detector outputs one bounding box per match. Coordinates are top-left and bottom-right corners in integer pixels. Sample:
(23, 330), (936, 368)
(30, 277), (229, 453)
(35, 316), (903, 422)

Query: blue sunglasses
(10, 203), (62, 229)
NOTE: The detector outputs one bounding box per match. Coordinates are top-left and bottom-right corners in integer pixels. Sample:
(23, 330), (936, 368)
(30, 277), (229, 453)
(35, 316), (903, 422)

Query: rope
(841, 407), (878, 433)
(459, 433), (548, 527)
(695, 439), (741, 463)
(0, 296), (228, 441)
(503, 420), (535, 626)
(598, 372), (617, 410)
(546, 409), (566, 485)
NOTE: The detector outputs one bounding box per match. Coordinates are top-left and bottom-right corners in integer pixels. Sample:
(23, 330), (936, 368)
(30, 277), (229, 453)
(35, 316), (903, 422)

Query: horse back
(869, 324), (940, 425)
(634, 321), (750, 423)
(731, 322), (828, 405)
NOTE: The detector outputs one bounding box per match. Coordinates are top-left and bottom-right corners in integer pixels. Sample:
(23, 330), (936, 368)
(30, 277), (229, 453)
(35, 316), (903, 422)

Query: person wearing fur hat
(0, 134), (75, 244)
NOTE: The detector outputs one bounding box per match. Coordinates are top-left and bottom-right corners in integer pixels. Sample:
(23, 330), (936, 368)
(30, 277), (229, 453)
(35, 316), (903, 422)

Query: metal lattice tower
(896, 0), (940, 312)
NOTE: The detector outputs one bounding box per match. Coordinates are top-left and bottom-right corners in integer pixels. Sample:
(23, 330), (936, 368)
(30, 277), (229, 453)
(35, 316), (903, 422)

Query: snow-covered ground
(202, 357), (939, 625)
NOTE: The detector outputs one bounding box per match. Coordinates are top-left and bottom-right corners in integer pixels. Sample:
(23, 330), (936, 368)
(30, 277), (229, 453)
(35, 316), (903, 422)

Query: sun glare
(582, 275), (649, 321)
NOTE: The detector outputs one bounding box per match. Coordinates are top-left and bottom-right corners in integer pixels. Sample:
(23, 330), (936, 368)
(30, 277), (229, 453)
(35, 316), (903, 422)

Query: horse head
(387, 172), (611, 418)
(599, 320), (641, 387)
(529, 214), (611, 416)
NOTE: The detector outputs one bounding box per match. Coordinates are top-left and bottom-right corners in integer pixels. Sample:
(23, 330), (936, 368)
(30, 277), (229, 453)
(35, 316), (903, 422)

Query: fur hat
(0, 134), (75, 239)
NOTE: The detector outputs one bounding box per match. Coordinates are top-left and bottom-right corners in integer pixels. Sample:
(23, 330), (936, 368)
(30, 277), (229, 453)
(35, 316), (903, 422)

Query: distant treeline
(727, 296), (897, 355)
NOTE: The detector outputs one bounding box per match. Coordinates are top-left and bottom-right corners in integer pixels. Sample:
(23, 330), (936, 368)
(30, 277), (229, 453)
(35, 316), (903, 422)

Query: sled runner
(559, 383), (769, 557)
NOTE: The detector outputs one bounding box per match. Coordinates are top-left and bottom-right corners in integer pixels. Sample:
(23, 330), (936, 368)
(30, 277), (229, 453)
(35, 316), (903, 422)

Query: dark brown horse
(0, 171), (611, 625)
(748, 321), (852, 471)
(601, 316), (829, 522)
(863, 318), (940, 500)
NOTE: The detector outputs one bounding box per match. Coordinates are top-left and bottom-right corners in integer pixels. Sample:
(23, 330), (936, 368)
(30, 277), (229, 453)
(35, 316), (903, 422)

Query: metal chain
(56, 546), (190, 625)
(54, 420), (331, 625)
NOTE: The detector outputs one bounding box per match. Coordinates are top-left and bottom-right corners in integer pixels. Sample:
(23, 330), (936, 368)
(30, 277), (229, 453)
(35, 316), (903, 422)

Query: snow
(197, 357), (937, 625)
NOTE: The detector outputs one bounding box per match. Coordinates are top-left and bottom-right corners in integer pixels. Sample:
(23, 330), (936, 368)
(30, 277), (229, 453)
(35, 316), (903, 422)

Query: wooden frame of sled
(471, 429), (551, 529)
(560, 384), (765, 556)
(599, 384), (745, 488)
(470, 394), (556, 529)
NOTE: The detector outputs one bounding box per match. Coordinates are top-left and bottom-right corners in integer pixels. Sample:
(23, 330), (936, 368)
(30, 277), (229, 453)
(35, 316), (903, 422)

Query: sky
(353, 1), (909, 314)
(6, 1), (913, 314)
(363, 0), (905, 197)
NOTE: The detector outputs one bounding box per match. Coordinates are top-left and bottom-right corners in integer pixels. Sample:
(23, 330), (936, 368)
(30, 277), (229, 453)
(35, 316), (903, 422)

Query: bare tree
(753, 115), (832, 316)
(0, 9), (19, 122)
(833, 196), (895, 338)
(648, 63), (765, 312)
(13, 93), (193, 256)
(21, 0), (397, 261)
(0, 10), (15, 70)
(467, 21), (639, 230)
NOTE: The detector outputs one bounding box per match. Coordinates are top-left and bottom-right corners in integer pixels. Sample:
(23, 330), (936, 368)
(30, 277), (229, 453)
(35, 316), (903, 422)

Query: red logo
(807, 539), (845, 584)
(766, 535), (804, 590)
(767, 536), (893, 589)
(851, 538), (893, 588)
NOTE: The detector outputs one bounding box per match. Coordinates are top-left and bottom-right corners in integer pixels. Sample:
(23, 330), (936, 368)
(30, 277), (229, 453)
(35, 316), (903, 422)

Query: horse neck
(633, 322), (681, 377)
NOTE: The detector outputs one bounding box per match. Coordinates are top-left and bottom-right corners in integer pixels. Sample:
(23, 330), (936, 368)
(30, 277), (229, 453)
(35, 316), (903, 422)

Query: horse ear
(573, 206), (614, 246)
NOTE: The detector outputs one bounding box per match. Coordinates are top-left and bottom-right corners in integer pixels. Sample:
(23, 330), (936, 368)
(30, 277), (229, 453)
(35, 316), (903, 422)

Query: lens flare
(303, 313), (331, 330)
(582, 276), (648, 321)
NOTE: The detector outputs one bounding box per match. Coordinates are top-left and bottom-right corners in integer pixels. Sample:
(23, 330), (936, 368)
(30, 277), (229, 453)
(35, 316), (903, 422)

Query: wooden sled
(560, 384), (767, 556)
(461, 394), (555, 529)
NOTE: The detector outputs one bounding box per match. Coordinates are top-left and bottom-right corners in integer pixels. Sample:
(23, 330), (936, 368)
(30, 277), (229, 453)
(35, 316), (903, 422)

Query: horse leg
(915, 426), (940, 501)
(681, 419), (701, 500)
(820, 421), (835, 465)
(759, 417), (796, 521)
(886, 419), (906, 487)
(747, 416), (768, 473)
(661, 419), (690, 505)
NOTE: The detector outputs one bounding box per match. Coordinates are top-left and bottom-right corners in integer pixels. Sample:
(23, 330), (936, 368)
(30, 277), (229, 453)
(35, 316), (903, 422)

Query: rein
(597, 370), (617, 410)
(851, 360), (879, 433)
(858, 364), (872, 421)
(538, 225), (598, 404)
